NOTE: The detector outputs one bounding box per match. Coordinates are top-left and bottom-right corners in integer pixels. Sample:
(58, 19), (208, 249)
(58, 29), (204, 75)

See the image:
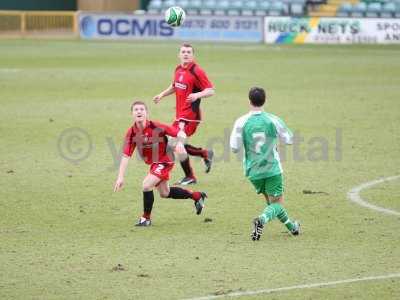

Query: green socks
(259, 202), (280, 224)
(259, 202), (295, 232)
(276, 207), (296, 231)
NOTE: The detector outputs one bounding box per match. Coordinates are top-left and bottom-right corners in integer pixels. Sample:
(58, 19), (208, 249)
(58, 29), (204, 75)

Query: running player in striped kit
(153, 43), (215, 185)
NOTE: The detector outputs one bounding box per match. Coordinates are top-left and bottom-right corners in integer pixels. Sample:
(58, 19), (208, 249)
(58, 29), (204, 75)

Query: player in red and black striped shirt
(113, 101), (207, 226)
(153, 43), (215, 185)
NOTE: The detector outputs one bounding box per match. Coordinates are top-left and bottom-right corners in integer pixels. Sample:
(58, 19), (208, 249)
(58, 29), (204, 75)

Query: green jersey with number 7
(230, 111), (293, 180)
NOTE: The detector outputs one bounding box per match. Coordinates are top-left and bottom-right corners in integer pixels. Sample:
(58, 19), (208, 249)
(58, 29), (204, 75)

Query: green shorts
(250, 174), (284, 197)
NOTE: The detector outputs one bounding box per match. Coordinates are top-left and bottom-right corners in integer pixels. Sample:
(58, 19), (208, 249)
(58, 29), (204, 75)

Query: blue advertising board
(79, 13), (263, 43)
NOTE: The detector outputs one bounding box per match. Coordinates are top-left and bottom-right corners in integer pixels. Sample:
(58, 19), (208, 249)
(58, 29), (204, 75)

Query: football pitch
(1, 39), (399, 299)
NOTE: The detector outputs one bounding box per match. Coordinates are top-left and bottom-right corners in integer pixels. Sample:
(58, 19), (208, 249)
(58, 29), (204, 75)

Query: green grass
(0, 40), (400, 300)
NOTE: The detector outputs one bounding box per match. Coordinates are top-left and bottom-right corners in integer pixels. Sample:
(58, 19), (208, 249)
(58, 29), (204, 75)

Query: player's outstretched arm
(229, 117), (245, 153)
(114, 155), (130, 192)
(186, 88), (215, 103)
(153, 84), (175, 104)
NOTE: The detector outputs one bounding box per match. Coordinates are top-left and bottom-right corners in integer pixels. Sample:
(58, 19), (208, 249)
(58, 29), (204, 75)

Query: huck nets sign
(264, 17), (400, 44)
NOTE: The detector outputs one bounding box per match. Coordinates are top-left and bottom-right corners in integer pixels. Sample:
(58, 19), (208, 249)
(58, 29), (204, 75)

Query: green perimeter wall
(0, 0), (77, 10)
(140, 0), (151, 9)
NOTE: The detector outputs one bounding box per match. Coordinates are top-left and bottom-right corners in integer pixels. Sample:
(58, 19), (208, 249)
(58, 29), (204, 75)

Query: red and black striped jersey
(123, 120), (178, 164)
(173, 62), (213, 122)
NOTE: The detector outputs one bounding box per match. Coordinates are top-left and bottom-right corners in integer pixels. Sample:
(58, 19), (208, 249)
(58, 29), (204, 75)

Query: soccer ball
(165, 6), (186, 27)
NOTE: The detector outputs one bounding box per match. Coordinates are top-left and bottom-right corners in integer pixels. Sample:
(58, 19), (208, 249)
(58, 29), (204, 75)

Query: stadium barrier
(1, 11), (399, 44)
(79, 12), (264, 43)
(0, 10), (78, 38)
(264, 17), (400, 44)
(79, 12), (400, 44)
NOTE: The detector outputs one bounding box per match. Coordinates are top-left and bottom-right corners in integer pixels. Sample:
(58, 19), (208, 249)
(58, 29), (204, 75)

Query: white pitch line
(347, 175), (400, 216)
(184, 273), (400, 300)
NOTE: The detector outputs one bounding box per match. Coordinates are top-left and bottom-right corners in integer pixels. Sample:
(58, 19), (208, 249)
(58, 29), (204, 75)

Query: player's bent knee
(159, 190), (169, 198)
(142, 182), (155, 192)
(176, 152), (188, 162)
(268, 195), (284, 203)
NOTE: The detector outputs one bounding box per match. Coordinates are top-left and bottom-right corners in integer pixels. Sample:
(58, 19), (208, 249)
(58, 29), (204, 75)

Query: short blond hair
(180, 42), (194, 53)
(130, 100), (147, 111)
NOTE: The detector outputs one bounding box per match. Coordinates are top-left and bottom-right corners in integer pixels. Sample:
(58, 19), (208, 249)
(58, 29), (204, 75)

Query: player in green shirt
(230, 87), (300, 241)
